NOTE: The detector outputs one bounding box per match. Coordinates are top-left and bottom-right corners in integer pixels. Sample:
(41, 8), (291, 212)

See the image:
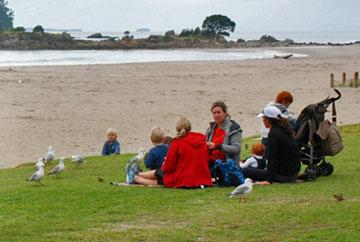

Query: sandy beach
(0, 45), (359, 168)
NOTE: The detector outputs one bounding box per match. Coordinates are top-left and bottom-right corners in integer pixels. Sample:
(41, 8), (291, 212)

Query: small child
(163, 136), (173, 146)
(101, 128), (121, 156)
(144, 126), (169, 170)
(240, 143), (267, 169)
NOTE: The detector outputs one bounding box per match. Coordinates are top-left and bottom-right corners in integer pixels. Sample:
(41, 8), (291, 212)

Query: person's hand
(207, 142), (216, 149)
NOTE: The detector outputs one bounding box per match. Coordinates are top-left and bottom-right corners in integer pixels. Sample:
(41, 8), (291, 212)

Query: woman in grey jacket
(205, 101), (243, 168)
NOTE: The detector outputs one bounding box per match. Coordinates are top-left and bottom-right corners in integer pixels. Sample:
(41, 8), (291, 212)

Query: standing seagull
(28, 162), (45, 185)
(35, 157), (46, 170)
(44, 146), (55, 164)
(71, 154), (86, 167)
(228, 178), (253, 202)
(48, 157), (65, 178)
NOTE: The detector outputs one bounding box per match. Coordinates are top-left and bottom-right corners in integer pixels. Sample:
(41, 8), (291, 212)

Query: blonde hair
(150, 126), (165, 144)
(176, 117), (191, 138)
(106, 128), (118, 136)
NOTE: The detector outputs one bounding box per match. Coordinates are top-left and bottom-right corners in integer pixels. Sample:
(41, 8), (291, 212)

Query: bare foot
(255, 181), (271, 185)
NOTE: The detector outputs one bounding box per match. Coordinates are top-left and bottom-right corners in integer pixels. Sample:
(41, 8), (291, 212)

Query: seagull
(228, 178), (253, 202)
(28, 162), (45, 185)
(126, 148), (146, 169)
(71, 154), (86, 167)
(125, 148), (146, 184)
(35, 157), (46, 170)
(44, 146), (54, 164)
(48, 157), (65, 177)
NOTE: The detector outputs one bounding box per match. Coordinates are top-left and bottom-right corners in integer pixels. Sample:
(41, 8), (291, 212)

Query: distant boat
(136, 28), (150, 32)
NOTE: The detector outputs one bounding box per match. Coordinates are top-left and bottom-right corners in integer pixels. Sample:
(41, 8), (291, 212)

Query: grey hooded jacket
(205, 118), (243, 162)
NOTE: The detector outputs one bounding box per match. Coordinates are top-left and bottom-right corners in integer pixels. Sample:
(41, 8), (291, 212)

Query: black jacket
(267, 126), (300, 181)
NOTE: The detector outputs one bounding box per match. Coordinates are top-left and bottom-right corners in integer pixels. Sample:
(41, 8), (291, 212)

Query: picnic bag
(213, 159), (245, 186)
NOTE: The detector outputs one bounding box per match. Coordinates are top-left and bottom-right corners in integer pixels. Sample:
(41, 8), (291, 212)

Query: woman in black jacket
(243, 106), (300, 184)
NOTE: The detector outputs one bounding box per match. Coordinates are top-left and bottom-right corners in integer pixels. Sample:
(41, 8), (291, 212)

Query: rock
(87, 33), (112, 39)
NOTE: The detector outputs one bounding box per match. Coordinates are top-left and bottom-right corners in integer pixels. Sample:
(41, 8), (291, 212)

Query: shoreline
(0, 46), (310, 67)
(1, 45), (359, 168)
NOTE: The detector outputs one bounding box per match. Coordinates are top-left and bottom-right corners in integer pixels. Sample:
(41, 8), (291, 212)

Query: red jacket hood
(182, 132), (206, 149)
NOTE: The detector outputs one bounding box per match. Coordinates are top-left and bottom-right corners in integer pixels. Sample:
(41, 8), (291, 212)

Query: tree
(122, 30), (133, 41)
(259, 35), (279, 43)
(33, 25), (44, 33)
(202, 14), (236, 37)
(165, 30), (176, 37)
(193, 27), (202, 36)
(179, 28), (193, 37)
(13, 26), (25, 32)
(0, 0), (14, 29)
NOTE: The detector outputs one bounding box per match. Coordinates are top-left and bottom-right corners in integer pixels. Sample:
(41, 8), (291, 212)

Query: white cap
(257, 106), (282, 119)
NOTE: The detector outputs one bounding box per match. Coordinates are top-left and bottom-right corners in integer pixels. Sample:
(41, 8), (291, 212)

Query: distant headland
(1, 14), (359, 50)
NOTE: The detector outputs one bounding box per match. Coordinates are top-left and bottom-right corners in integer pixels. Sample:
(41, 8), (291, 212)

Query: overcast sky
(8, 0), (360, 32)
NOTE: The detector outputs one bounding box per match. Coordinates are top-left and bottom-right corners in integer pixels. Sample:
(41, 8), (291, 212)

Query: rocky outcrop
(0, 32), (358, 50)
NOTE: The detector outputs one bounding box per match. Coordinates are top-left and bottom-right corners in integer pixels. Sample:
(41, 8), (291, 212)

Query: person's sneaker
(132, 163), (142, 175)
(125, 163), (132, 184)
(127, 169), (136, 184)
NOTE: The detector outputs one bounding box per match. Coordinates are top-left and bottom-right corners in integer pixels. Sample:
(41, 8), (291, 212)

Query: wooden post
(330, 73), (335, 87)
(355, 72), (359, 88)
(342, 72), (346, 85)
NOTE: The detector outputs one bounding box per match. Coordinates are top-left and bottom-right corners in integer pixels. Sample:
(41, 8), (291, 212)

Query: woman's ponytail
(176, 117), (192, 139)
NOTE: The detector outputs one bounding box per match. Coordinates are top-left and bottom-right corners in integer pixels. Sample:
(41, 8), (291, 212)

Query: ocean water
(0, 49), (307, 67)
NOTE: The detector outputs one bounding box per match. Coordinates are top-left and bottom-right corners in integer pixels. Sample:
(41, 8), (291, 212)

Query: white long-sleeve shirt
(240, 155), (264, 169)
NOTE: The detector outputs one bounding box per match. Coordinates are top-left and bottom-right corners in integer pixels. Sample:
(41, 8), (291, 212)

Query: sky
(8, 0), (360, 32)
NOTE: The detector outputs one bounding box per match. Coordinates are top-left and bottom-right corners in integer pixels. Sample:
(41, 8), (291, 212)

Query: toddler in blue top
(144, 126), (169, 170)
(101, 128), (121, 156)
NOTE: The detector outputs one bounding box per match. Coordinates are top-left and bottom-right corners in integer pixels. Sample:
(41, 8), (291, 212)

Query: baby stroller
(295, 89), (343, 181)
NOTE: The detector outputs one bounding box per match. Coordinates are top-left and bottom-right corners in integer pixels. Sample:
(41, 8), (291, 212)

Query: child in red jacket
(130, 117), (213, 188)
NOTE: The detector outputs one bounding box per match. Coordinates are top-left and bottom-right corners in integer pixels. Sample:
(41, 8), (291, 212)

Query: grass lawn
(1, 124), (360, 242)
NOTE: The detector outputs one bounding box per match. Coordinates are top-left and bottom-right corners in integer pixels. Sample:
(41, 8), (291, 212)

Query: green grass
(1, 124), (360, 242)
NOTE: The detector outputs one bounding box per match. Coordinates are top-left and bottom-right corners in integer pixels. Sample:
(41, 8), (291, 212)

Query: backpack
(316, 120), (343, 156)
(212, 159), (245, 186)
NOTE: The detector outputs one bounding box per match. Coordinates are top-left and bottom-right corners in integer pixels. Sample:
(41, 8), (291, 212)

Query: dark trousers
(242, 167), (298, 183)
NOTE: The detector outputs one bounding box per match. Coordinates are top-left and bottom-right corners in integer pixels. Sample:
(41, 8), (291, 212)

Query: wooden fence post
(330, 73), (335, 87)
(354, 72), (359, 88)
(342, 72), (346, 85)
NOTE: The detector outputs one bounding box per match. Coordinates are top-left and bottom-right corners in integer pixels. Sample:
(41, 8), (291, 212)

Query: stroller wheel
(319, 161), (334, 176)
(304, 165), (317, 181)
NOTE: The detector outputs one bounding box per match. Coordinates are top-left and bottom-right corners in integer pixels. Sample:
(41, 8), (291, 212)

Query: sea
(0, 30), (359, 67)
